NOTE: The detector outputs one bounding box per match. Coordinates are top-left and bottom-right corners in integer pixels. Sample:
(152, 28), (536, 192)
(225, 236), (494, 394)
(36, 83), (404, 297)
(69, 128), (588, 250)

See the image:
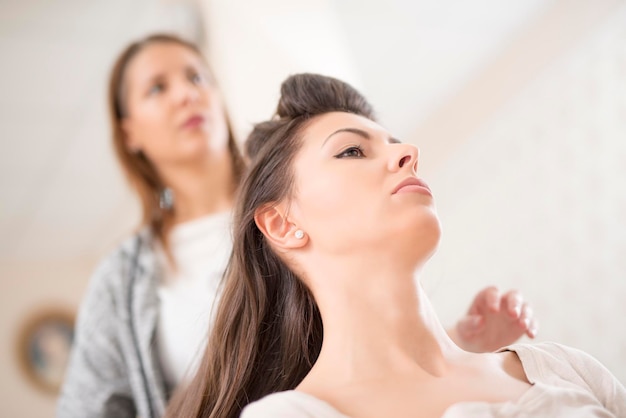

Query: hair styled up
(166, 73), (375, 418)
(108, 33), (245, 254)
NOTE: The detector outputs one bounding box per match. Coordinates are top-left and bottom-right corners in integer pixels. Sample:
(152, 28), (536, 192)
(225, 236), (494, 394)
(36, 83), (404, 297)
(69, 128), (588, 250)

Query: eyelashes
(188, 71), (204, 85)
(334, 145), (365, 159)
(147, 83), (164, 96)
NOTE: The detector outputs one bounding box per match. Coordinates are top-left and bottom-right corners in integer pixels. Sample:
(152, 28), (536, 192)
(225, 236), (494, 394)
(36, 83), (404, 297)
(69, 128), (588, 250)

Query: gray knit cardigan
(58, 230), (169, 418)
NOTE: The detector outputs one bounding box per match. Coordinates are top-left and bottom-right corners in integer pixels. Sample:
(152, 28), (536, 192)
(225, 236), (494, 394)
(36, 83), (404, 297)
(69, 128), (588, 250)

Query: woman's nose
(389, 143), (419, 172)
(175, 82), (201, 106)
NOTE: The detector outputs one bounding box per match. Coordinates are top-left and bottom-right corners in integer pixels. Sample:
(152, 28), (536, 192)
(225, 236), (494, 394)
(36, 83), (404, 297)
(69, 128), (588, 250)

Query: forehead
(301, 112), (386, 147)
(125, 42), (205, 83)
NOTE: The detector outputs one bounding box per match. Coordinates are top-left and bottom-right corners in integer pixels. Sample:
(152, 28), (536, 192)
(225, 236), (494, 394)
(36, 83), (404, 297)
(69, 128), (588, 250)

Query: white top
(241, 342), (626, 418)
(154, 211), (232, 388)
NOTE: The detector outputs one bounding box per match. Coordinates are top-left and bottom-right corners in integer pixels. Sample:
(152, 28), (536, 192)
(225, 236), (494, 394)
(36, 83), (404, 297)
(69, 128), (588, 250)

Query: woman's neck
(302, 253), (464, 385)
(295, 254), (531, 418)
(160, 153), (235, 224)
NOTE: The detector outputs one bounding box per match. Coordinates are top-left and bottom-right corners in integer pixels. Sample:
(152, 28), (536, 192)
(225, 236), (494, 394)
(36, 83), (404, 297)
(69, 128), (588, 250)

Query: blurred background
(1, 0), (625, 416)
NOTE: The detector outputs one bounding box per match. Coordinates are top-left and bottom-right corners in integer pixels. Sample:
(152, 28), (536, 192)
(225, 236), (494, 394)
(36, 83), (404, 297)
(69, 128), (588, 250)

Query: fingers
(502, 290), (524, 318)
(514, 302), (539, 338)
(518, 304), (538, 338)
(484, 286), (501, 312)
(470, 286), (501, 314)
(527, 318), (539, 339)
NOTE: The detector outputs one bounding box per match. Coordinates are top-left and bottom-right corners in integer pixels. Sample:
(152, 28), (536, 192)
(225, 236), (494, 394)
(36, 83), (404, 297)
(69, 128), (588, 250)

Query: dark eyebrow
(322, 127), (402, 147)
(143, 64), (206, 86)
(143, 73), (164, 87)
(323, 128), (370, 147)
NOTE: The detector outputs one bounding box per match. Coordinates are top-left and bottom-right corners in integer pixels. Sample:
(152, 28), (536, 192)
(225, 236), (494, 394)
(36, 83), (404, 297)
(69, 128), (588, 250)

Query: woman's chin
(404, 217), (442, 263)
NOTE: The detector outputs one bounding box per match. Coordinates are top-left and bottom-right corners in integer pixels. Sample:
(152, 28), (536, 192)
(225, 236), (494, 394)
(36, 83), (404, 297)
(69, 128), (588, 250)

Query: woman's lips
(181, 115), (205, 129)
(392, 177), (432, 196)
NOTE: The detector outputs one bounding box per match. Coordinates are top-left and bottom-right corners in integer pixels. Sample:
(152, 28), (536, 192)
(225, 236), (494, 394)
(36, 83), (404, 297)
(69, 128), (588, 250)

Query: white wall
(0, 261), (95, 417)
(425, 4), (626, 383)
(198, 0), (361, 142)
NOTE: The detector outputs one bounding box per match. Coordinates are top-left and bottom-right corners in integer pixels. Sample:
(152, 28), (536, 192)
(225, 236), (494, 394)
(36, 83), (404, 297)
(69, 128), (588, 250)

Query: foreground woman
(167, 73), (624, 418)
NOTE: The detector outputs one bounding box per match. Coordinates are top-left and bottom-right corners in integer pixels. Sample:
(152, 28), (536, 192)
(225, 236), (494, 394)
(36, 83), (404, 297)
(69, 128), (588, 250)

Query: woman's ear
(255, 203), (308, 250)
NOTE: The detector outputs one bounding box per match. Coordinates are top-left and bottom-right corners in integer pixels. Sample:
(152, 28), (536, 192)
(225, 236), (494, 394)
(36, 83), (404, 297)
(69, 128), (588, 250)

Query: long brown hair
(108, 33), (245, 253)
(166, 73), (375, 418)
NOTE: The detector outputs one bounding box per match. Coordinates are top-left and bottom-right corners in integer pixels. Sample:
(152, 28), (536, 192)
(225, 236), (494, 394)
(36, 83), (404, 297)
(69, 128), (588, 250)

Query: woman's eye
(335, 146), (365, 158)
(189, 72), (203, 84)
(148, 83), (164, 95)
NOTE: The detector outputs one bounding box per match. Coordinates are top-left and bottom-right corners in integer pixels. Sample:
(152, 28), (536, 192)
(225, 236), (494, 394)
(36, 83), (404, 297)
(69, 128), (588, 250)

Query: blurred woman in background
(58, 34), (537, 418)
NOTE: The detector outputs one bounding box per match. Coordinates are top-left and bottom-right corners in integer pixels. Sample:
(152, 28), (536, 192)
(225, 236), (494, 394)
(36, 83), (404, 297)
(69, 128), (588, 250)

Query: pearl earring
(294, 230), (305, 239)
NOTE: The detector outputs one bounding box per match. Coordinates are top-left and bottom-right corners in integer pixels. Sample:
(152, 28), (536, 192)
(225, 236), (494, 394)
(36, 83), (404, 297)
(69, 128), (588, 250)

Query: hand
(453, 286), (538, 353)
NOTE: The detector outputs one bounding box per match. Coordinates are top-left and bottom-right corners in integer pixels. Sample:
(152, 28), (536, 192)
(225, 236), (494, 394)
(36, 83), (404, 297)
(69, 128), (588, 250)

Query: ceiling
(1, 0), (613, 262)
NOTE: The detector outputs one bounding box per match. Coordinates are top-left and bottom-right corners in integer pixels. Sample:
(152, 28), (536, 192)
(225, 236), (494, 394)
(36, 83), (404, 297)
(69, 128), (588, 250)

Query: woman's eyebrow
(322, 128), (370, 147)
(322, 127), (401, 147)
(140, 72), (164, 88)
